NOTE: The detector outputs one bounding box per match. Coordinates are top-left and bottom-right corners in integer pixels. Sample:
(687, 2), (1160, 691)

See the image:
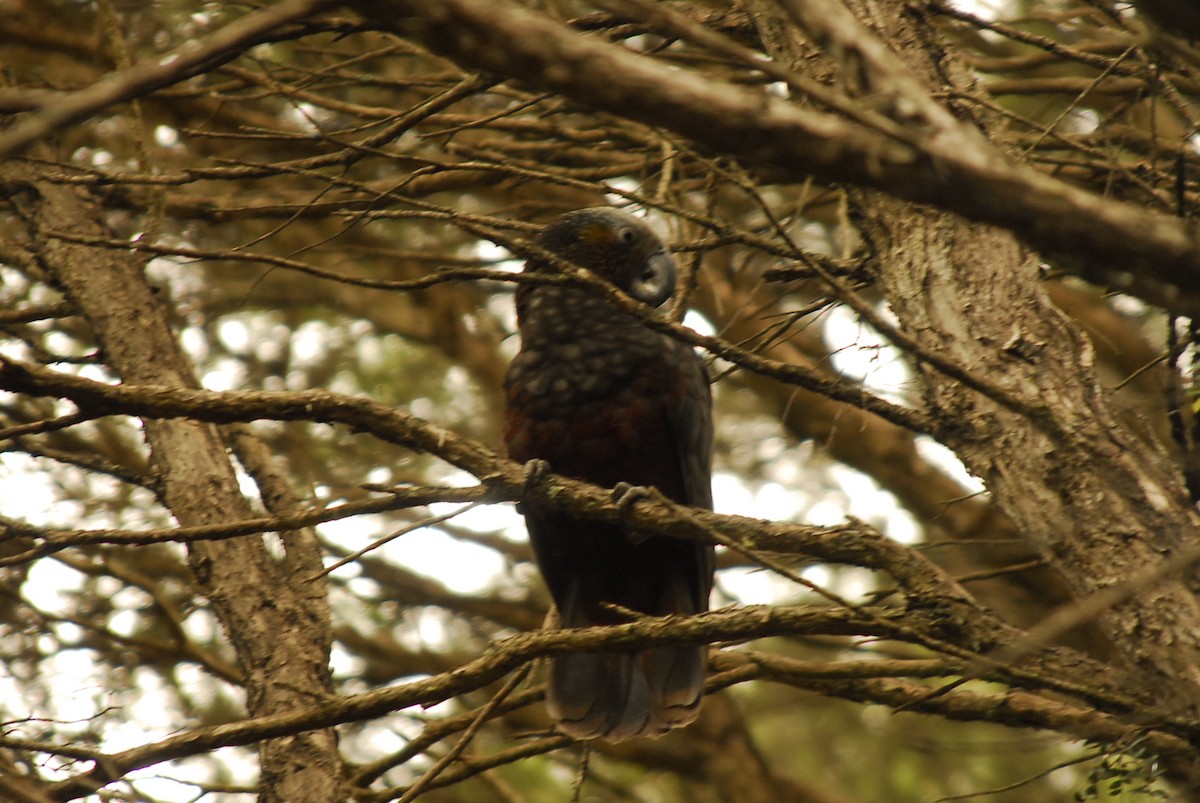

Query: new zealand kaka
(503, 207), (714, 740)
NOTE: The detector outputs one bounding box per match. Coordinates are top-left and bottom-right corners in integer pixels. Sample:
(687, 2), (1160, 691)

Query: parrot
(503, 207), (714, 740)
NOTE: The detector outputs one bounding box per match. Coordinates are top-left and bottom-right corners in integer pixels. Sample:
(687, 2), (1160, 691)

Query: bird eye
(617, 228), (636, 245)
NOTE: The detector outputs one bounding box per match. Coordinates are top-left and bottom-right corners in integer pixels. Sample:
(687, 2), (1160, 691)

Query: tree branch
(350, 0), (1200, 313)
(0, 0), (343, 159)
(0, 356), (1141, 710)
(39, 604), (1157, 801)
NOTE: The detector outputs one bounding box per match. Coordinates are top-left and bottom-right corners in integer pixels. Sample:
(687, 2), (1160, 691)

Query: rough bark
(797, 0), (1200, 785)
(701, 270), (1107, 653)
(2, 160), (343, 802)
(4, 1), (1200, 798)
(352, 0), (1200, 705)
(351, 0), (1200, 314)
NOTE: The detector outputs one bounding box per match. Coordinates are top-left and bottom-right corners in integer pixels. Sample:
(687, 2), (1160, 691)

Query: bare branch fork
(35, 222), (931, 433)
(0, 356), (1153, 709)
(3, 0), (1200, 798)
(1, 0), (1199, 307)
(0, 354), (929, 574)
(352, 0), (1200, 311)
(27, 605), (1178, 802)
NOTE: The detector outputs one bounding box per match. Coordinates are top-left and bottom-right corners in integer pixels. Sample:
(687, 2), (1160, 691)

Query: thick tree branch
(0, 356), (1146, 709)
(37, 604), (1168, 801)
(3, 161), (344, 801)
(4, 1), (1193, 798)
(0, 355), (963, 589)
(35, 225), (931, 434)
(351, 0), (1200, 312)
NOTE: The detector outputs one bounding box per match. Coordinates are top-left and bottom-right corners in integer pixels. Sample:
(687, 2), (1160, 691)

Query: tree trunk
(4, 160), (343, 802)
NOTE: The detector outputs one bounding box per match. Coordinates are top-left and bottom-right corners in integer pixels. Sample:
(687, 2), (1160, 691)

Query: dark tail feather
(547, 644), (706, 740)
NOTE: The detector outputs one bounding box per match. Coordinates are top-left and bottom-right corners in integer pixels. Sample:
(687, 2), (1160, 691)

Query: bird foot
(611, 481), (651, 512)
(523, 458), (551, 488)
(517, 459), (552, 514)
(612, 482), (661, 544)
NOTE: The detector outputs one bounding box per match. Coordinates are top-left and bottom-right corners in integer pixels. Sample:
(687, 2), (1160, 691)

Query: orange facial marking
(575, 221), (615, 246)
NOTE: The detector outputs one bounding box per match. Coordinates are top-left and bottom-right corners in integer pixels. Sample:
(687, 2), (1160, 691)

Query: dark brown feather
(503, 208), (714, 740)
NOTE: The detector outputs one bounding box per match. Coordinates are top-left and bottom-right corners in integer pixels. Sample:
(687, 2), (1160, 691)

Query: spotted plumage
(503, 208), (714, 740)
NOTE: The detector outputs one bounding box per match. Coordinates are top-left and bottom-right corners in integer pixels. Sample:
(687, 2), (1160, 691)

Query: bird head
(533, 207), (677, 308)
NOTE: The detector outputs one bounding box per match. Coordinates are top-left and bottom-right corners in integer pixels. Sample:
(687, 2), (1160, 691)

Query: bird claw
(523, 458), (551, 488)
(611, 481), (651, 513)
(517, 459), (552, 514)
(612, 482), (660, 544)
(609, 482), (667, 544)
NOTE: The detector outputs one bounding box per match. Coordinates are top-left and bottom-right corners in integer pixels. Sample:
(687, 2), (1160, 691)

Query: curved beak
(630, 251), (677, 308)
